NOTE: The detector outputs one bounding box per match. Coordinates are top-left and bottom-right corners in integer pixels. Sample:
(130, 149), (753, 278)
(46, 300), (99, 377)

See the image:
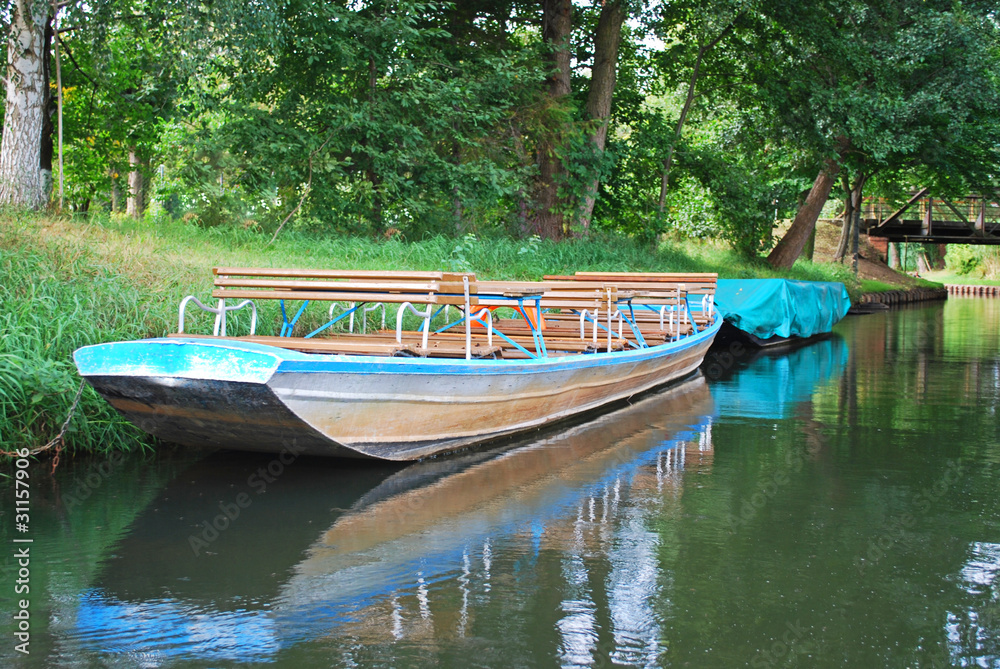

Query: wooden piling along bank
(859, 287), (948, 306)
(945, 284), (1000, 297)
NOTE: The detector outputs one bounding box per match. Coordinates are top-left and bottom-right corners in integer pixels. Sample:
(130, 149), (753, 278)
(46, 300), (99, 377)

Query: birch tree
(0, 0), (50, 208)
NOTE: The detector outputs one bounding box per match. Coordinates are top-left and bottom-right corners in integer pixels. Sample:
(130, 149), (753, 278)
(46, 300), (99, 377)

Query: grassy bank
(2, 211), (872, 458)
(922, 270), (1000, 286)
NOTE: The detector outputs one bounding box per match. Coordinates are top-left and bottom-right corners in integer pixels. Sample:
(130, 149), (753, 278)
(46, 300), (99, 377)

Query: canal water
(1, 299), (998, 668)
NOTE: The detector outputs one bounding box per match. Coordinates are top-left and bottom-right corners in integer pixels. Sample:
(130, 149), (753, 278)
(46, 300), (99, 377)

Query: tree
(650, 1), (748, 211)
(0, 0), (51, 208)
(761, 0), (1000, 268)
(533, 0), (572, 240)
(767, 158), (840, 268)
(576, 0), (625, 231)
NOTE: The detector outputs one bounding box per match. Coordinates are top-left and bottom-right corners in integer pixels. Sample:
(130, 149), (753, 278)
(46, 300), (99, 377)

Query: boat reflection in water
(704, 332), (848, 420)
(67, 375), (715, 664)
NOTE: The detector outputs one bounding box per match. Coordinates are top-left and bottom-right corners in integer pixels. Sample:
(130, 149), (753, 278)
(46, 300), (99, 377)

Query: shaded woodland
(2, 0), (999, 266)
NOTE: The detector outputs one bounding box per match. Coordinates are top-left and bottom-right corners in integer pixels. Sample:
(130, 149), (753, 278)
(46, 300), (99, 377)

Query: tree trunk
(0, 0), (50, 209)
(126, 147), (144, 219)
(916, 252), (930, 275)
(110, 169), (122, 213)
(657, 19), (739, 214)
(577, 0), (625, 231)
(40, 14), (53, 203)
(934, 244), (947, 270)
(835, 173), (867, 261)
(802, 225), (816, 261)
(534, 0), (572, 240)
(767, 159), (839, 268)
(834, 175), (853, 261)
(365, 56), (383, 231)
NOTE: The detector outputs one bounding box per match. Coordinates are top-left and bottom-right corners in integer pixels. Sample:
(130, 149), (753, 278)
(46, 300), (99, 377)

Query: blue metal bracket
(279, 300), (311, 337)
(303, 304), (362, 339)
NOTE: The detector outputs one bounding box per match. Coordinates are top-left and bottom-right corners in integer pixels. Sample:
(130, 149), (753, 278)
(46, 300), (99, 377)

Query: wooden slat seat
(568, 271), (717, 303)
(179, 268), (712, 360)
(212, 268), (479, 307)
(213, 267), (455, 280)
(309, 331), (503, 359)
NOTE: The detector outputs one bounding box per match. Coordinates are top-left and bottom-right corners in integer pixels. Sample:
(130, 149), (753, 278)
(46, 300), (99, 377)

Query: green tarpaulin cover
(715, 279), (851, 340)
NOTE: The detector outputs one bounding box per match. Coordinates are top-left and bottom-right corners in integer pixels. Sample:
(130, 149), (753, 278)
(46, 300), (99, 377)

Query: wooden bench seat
(178, 267), (713, 360)
(212, 267), (479, 307)
(569, 271), (717, 308)
(307, 331), (503, 359)
(544, 271), (717, 329)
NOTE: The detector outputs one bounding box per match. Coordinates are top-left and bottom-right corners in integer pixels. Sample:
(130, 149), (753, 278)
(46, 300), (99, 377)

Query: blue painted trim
(685, 297), (699, 334)
(485, 322), (537, 359)
(73, 338), (286, 384)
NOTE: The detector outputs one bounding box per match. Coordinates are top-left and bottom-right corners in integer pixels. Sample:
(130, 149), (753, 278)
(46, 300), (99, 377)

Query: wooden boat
(73, 268), (720, 460)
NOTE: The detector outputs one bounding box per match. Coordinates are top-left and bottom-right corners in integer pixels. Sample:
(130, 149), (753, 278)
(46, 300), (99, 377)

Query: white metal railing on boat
(178, 296), (257, 337)
(343, 302), (386, 334)
(189, 267), (717, 359)
(396, 302), (434, 350)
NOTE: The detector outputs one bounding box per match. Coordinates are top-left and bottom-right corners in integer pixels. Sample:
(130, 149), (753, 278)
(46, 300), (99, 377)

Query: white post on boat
(421, 304), (432, 349)
(606, 287), (613, 353)
(680, 284), (688, 335)
(676, 285), (682, 338)
(463, 275), (472, 360)
(215, 298), (226, 336)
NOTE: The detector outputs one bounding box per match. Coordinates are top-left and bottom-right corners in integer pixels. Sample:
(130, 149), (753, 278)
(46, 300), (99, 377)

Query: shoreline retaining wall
(859, 287), (948, 306)
(945, 284), (1000, 297)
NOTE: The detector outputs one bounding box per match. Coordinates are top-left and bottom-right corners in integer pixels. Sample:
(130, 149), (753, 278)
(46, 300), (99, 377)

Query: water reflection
(706, 334), (848, 419)
(59, 376), (714, 665)
(947, 542), (1000, 667)
(5, 301), (1000, 667)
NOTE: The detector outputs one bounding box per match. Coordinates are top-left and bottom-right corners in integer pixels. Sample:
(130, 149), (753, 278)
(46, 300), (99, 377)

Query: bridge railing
(863, 194), (1000, 226)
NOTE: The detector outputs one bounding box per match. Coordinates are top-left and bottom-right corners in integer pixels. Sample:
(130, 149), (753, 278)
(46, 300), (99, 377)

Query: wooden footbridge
(863, 189), (1000, 245)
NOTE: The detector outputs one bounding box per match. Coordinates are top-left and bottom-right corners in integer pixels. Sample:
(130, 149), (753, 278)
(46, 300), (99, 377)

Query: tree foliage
(2, 0), (998, 257)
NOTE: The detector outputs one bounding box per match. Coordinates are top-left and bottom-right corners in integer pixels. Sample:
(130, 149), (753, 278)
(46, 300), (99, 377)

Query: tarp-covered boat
(713, 278), (851, 347)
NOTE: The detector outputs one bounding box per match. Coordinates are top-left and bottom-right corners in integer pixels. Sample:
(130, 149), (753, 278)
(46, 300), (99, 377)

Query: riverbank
(0, 211), (921, 458)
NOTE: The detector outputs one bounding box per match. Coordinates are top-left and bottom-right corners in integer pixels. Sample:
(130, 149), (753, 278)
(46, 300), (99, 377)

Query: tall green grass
(1, 211), (868, 457)
(0, 223), (167, 455)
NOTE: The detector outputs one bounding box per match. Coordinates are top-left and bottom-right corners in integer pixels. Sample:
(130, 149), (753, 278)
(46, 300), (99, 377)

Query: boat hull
(75, 318), (720, 460)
